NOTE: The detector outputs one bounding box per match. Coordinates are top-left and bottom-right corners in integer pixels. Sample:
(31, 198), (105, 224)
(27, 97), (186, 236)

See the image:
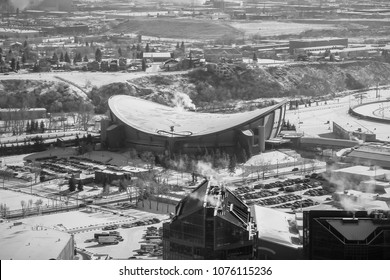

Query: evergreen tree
(85, 41), (89, 47)
(83, 55), (88, 62)
(0, 46), (2, 54)
(253, 52), (258, 62)
(10, 58), (16, 71)
(228, 155), (237, 174)
(23, 40), (28, 48)
(176, 42), (180, 49)
(21, 52), (26, 64)
(40, 120), (45, 133)
(142, 58), (147, 71)
(35, 121), (39, 132)
(26, 121), (30, 133)
(95, 48), (102, 62)
(145, 43), (150, 52)
(181, 41), (185, 51)
(118, 47), (122, 57)
(30, 120), (35, 132)
(16, 61), (20, 71)
(64, 52), (71, 63)
(52, 52), (58, 62)
(241, 148), (248, 163)
(77, 180), (83, 191)
(68, 176), (76, 192)
(60, 52), (64, 62)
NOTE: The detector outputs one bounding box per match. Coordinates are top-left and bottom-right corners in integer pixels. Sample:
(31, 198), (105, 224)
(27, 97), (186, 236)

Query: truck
(98, 235), (119, 245)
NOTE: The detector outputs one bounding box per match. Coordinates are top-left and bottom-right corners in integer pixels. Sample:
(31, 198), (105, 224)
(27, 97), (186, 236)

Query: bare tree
(20, 200), (26, 216)
(77, 103), (94, 131)
(141, 151), (155, 170)
(310, 159), (318, 172)
(0, 170), (13, 188)
(28, 199), (33, 212)
(34, 199), (43, 214)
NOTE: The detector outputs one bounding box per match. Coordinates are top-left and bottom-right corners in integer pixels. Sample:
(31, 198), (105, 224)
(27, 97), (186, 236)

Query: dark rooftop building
(163, 180), (257, 260)
(303, 210), (390, 259)
(289, 38), (348, 54)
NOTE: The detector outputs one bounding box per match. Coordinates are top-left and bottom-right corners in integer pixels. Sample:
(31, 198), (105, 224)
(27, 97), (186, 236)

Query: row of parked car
(237, 189), (278, 200)
(254, 177), (312, 190)
(283, 182), (318, 193)
(120, 218), (161, 229)
(273, 198), (319, 210)
(304, 188), (330, 196)
(255, 194), (303, 206)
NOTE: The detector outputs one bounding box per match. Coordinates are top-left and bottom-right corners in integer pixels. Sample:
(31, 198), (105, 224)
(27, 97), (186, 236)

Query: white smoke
(325, 164), (387, 212)
(10, 0), (43, 11)
(171, 92), (196, 111)
(188, 178), (224, 208)
(196, 161), (225, 184)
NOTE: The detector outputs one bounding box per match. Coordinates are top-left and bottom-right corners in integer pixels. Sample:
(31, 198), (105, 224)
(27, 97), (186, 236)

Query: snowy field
(228, 20), (337, 37)
(0, 189), (48, 211)
(244, 151), (295, 166)
(20, 207), (167, 231)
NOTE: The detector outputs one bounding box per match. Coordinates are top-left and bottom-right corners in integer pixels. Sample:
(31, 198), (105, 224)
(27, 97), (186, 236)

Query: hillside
(0, 80), (87, 112)
(127, 60), (390, 110)
(2, 60), (390, 114)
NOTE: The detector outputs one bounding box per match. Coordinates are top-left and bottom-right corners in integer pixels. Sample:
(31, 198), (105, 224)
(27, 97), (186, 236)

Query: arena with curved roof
(103, 95), (288, 156)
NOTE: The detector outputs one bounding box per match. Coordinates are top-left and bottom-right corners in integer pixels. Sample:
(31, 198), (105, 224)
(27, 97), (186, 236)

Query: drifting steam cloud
(171, 92), (196, 111)
(325, 164), (387, 212)
(10, 0), (43, 11)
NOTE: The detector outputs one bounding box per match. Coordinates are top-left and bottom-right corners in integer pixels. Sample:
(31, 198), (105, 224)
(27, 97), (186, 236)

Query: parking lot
(232, 173), (333, 211)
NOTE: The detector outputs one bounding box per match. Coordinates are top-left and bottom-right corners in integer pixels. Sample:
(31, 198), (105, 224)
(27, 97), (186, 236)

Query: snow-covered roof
(109, 95), (287, 138)
(251, 205), (301, 248)
(0, 222), (73, 260)
(143, 52), (172, 58)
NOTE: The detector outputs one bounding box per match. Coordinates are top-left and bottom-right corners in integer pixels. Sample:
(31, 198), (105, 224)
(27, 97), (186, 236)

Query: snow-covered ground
(0, 189), (47, 211)
(228, 20), (337, 37)
(74, 223), (163, 260)
(0, 70), (189, 93)
(244, 151), (295, 166)
(19, 207), (167, 231)
(285, 87), (390, 141)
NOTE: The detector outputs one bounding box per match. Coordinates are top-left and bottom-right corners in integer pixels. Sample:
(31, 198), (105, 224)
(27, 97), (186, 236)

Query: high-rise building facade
(163, 180), (257, 260)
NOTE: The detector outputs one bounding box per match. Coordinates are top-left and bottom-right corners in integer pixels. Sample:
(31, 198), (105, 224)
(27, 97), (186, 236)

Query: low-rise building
(143, 52), (172, 62)
(0, 221), (75, 260)
(204, 47), (243, 63)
